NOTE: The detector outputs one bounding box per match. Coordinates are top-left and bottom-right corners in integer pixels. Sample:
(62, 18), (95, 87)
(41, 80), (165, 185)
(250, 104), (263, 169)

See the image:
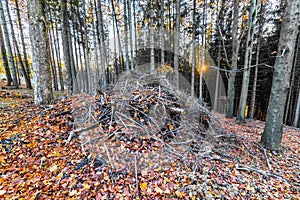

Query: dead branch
(255, 142), (272, 170)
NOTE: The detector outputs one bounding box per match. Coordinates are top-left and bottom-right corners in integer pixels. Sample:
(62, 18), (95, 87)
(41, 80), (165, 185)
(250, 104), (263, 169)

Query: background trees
(0, 0), (299, 149)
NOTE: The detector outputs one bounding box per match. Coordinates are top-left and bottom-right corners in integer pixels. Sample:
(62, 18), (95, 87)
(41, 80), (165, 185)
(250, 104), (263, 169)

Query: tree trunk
(160, 0), (165, 69)
(127, 0), (134, 69)
(46, 6), (59, 91)
(237, 0), (258, 121)
(226, 0), (240, 118)
(60, 0), (73, 94)
(15, 0), (32, 88)
(54, 17), (64, 91)
(249, 2), (263, 119)
(0, 23), (12, 85)
(124, 0), (130, 71)
(150, 2), (155, 74)
(293, 87), (300, 127)
(292, 35), (300, 127)
(133, 0), (137, 58)
(5, 0), (32, 89)
(0, 0), (18, 88)
(83, 2), (91, 94)
(97, 0), (107, 87)
(28, 0), (53, 104)
(111, 0), (125, 71)
(191, 0), (196, 97)
(173, 0), (180, 88)
(260, 0), (300, 151)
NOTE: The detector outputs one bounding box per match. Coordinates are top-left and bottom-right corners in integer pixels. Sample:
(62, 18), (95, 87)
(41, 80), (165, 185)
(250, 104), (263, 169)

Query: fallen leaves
(0, 91), (299, 199)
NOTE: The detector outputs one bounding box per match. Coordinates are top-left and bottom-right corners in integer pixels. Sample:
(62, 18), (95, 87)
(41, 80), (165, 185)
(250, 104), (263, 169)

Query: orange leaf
(140, 182), (148, 190)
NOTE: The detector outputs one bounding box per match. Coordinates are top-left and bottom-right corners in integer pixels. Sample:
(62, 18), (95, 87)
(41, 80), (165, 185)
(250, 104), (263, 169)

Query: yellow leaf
(241, 191), (246, 196)
(0, 190), (6, 195)
(104, 176), (110, 181)
(246, 184), (255, 192)
(169, 125), (174, 131)
(50, 164), (58, 172)
(69, 189), (77, 196)
(82, 183), (90, 190)
(140, 182), (148, 190)
(57, 172), (63, 179)
(155, 187), (163, 194)
(175, 190), (184, 198)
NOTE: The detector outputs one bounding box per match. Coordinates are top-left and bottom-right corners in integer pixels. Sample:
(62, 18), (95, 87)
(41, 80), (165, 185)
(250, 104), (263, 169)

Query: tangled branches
(70, 72), (223, 172)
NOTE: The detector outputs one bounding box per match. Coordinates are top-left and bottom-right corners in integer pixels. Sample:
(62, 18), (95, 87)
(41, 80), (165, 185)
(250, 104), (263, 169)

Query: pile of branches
(69, 72), (223, 172)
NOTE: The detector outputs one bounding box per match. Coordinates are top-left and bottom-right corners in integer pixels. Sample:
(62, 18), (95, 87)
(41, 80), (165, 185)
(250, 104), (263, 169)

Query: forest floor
(0, 88), (299, 199)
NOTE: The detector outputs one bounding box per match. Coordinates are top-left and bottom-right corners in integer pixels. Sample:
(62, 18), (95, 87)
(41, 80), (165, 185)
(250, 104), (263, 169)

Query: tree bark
(226, 0), (240, 118)
(60, 0), (73, 94)
(5, 0), (32, 89)
(191, 0), (196, 97)
(260, 0), (300, 151)
(0, 0), (18, 88)
(249, 2), (263, 119)
(28, 0), (53, 104)
(173, 0), (180, 88)
(15, 0), (32, 88)
(124, 0), (130, 71)
(96, 0), (107, 87)
(0, 23), (12, 85)
(237, 0), (258, 121)
(150, 2), (155, 74)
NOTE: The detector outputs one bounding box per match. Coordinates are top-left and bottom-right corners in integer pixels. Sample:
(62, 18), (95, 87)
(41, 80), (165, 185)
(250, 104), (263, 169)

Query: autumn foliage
(0, 90), (299, 199)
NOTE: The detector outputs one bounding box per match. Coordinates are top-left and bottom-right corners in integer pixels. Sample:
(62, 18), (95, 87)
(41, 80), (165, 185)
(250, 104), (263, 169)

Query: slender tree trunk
(249, 2), (264, 119)
(285, 32), (299, 124)
(150, 1), (155, 74)
(293, 85), (300, 127)
(83, 2), (91, 94)
(214, 42), (221, 111)
(47, 6), (59, 91)
(5, 0), (32, 89)
(0, 1), (18, 88)
(191, 0), (196, 97)
(28, 0), (53, 104)
(127, 0), (134, 69)
(111, 0), (125, 70)
(173, 0), (180, 88)
(15, 0), (32, 86)
(124, 0), (130, 71)
(61, 0), (73, 94)
(226, 0), (240, 118)
(291, 34), (300, 126)
(260, 0), (300, 151)
(0, 23), (12, 85)
(160, 0), (165, 69)
(237, 0), (258, 121)
(97, 0), (107, 86)
(133, 0), (137, 58)
(54, 15), (64, 90)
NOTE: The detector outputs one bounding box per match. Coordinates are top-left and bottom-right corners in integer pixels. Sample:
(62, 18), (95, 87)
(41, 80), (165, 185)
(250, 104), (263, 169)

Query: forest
(0, 0), (299, 199)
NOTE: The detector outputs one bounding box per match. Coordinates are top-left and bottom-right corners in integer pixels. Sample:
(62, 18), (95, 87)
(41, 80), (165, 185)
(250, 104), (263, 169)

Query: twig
(242, 140), (255, 156)
(210, 157), (232, 163)
(255, 142), (272, 170)
(235, 164), (297, 189)
(66, 122), (99, 144)
(235, 164), (269, 177)
(104, 143), (114, 168)
(170, 139), (194, 145)
(134, 154), (139, 192)
(74, 123), (99, 134)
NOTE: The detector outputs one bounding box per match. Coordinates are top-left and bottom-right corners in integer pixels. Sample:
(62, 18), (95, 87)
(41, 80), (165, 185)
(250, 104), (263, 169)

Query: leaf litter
(0, 75), (299, 199)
